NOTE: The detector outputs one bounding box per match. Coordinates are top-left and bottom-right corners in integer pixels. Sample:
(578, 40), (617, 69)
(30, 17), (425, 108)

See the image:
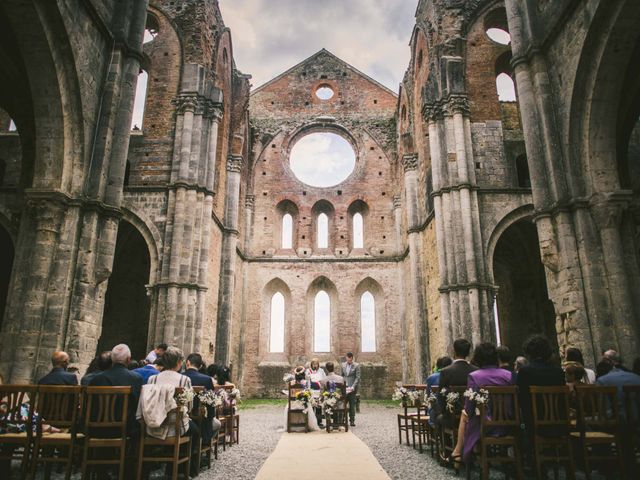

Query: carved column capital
(444, 95), (470, 116)
(245, 195), (255, 209)
(422, 102), (442, 121)
(590, 193), (631, 231)
(226, 155), (244, 173)
(205, 102), (224, 121)
(393, 194), (402, 209)
(173, 94), (199, 114)
(402, 154), (419, 173)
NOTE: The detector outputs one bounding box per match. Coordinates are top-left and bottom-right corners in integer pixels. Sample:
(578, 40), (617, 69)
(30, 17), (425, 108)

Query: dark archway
(493, 219), (556, 355)
(98, 221), (151, 360)
(0, 223), (14, 331)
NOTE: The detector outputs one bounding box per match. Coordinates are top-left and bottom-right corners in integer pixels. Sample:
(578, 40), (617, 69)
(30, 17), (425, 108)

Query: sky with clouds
(219, 0), (417, 92)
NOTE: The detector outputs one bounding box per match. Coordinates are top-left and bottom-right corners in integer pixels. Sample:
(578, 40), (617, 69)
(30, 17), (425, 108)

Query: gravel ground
(199, 404), (284, 479)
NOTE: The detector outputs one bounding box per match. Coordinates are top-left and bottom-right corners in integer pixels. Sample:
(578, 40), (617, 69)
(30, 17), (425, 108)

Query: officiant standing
(342, 352), (361, 426)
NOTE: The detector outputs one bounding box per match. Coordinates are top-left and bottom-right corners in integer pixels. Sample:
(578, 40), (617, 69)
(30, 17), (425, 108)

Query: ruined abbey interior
(0, 0), (639, 397)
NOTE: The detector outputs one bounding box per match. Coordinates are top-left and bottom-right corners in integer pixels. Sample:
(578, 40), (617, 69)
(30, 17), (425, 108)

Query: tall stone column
(214, 154), (243, 365)
(153, 64), (224, 354)
(393, 194), (409, 381)
(402, 153), (430, 380)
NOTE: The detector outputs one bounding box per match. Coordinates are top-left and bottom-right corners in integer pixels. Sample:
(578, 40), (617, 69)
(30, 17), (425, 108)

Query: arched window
(496, 73), (516, 102)
(314, 290), (330, 352)
(352, 212), (364, 249)
(143, 13), (159, 44)
(8, 119), (16, 132)
(131, 70), (148, 131)
(269, 292), (285, 353)
(317, 213), (328, 249)
(360, 291), (376, 352)
(282, 213), (293, 249)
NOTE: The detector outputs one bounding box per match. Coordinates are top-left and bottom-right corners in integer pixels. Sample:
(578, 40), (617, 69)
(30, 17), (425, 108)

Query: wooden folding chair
(571, 385), (625, 479)
(0, 385), (37, 479)
(29, 385), (83, 480)
(223, 385), (239, 445)
(287, 383), (308, 433)
(466, 386), (524, 480)
(396, 384), (416, 445)
(81, 386), (131, 480)
(190, 386), (212, 474)
(136, 387), (191, 480)
(623, 385), (640, 473)
(324, 382), (349, 433)
(439, 386), (466, 465)
(529, 386), (576, 480)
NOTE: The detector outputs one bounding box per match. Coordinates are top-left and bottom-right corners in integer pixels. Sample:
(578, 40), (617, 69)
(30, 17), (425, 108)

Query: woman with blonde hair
(306, 358), (326, 427)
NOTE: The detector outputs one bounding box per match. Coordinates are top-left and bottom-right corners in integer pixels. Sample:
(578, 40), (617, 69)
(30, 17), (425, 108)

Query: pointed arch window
(317, 213), (328, 249)
(314, 290), (330, 352)
(131, 70), (148, 131)
(353, 212), (364, 249)
(269, 292), (285, 353)
(282, 213), (293, 249)
(360, 291), (376, 352)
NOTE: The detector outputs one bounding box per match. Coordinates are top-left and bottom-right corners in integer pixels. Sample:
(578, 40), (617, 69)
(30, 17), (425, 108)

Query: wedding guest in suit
(426, 356), (453, 392)
(342, 352), (361, 427)
(596, 351), (640, 416)
(38, 351), (79, 385)
(516, 335), (565, 436)
(497, 346), (513, 373)
(513, 356), (528, 374)
(440, 339), (477, 389)
(321, 361), (345, 387)
(89, 344), (144, 435)
(184, 354), (221, 456)
(81, 351), (112, 386)
(596, 357), (614, 378)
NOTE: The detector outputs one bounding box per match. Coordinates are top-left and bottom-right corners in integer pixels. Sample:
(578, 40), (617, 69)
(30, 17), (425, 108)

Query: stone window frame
(260, 278), (292, 360)
(354, 277), (384, 356)
(306, 276), (338, 354)
(347, 199), (369, 252)
(275, 199), (299, 253)
(311, 199), (335, 254)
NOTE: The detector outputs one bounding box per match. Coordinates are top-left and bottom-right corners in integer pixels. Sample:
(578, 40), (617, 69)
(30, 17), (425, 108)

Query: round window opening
(486, 28), (510, 45)
(289, 132), (356, 188)
(315, 85), (335, 100)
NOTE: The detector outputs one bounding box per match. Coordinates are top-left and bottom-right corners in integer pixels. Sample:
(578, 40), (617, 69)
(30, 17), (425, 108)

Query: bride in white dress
(281, 366), (320, 432)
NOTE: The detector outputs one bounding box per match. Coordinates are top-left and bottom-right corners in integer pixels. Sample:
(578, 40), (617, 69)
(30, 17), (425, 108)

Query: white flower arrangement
(229, 388), (241, 401)
(425, 391), (438, 408)
(176, 386), (194, 406)
(322, 390), (342, 416)
(391, 387), (422, 406)
(283, 373), (295, 383)
(445, 390), (461, 413)
(463, 388), (490, 417)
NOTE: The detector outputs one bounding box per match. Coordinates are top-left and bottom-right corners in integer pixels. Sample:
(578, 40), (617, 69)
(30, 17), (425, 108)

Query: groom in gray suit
(341, 352), (361, 426)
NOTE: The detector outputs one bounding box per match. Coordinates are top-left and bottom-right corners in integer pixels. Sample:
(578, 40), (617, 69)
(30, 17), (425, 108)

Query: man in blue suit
(38, 351), (79, 385)
(596, 351), (640, 416)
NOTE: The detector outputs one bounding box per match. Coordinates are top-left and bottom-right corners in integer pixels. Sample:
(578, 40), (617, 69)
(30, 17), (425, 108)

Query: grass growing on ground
(237, 398), (287, 410)
(360, 399), (399, 409)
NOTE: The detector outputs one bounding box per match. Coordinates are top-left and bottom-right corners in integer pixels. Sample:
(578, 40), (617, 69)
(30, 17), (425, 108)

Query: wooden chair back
(83, 386), (131, 437)
(529, 385), (571, 431)
(34, 385), (82, 433)
(480, 386), (520, 430)
(287, 382), (308, 433)
(574, 385), (620, 432)
(623, 385), (640, 425)
(288, 382), (307, 411)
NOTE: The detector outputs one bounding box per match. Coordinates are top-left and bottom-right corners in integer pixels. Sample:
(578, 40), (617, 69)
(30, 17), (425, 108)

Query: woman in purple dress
(448, 342), (514, 468)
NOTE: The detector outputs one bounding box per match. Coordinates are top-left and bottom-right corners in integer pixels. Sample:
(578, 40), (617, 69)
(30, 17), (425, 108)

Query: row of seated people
(400, 335), (640, 479)
(0, 344), (237, 479)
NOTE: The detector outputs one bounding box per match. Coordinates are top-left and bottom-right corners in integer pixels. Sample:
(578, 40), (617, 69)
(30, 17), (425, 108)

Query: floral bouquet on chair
(294, 389), (318, 414)
(175, 387), (195, 415)
(463, 388), (489, 417)
(321, 389), (342, 417)
(392, 386), (422, 406)
(439, 388), (462, 415)
(197, 389), (226, 417)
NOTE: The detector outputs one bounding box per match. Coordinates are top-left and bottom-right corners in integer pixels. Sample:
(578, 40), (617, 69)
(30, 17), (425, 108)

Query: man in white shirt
(145, 343), (168, 364)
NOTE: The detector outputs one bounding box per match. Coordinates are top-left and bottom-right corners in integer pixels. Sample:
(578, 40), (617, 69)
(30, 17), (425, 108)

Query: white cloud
(219, 0), (415, 91)
(289, 132), (356, 187)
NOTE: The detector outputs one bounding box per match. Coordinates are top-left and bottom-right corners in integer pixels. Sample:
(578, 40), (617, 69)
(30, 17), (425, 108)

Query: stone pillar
(402, 153), (430, 380)
(214, 154), (243, 365)
(393, 194), (409, 381)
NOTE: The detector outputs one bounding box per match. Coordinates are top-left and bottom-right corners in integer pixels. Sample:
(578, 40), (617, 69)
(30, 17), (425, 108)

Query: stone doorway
(0, 223), (14, 332)
(97, 221), (151, 360)
(493, 218), (557, 355)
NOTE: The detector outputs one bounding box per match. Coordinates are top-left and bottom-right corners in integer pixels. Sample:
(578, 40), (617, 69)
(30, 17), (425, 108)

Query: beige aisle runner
(255, 431), (391, 480)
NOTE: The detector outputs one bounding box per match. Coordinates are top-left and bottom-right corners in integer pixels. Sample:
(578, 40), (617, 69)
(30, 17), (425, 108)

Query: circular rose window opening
(315, 85), (335, 100)
(289, 132), (356, 187)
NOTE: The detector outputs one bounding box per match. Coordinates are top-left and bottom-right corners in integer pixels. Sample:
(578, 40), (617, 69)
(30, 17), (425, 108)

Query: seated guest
(81, 351), (112, 386)
(183, 354), (221, 450)
(564, 347), (595, 384)
(449, 342), (514, 466)
(513, 356), (528, 374)
(321, 361), (345, 387)
(38, 351), (79, 385)
(89, 344), (144, 435)
(144, 343), (168, 364)
(516, 335), (565, 436)
(214, 365), (235, 387)
(497, 346), (513, 373)
(596, 351), (640, 415)
(134, 358), (162, 383)
(426, 356), (453, 392)
(596, 357), (614, 378)
(437, 340), (477, 427)
(565, 362), (586, 411)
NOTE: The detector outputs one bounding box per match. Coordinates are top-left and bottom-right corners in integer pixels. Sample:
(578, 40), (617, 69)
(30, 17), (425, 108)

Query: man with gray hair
(89, 343), (144, 434)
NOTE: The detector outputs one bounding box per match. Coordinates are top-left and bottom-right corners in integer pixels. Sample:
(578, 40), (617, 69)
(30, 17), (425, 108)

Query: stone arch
(275, 199), (298, 251)
(347, 199), (369, 251)
(98, 220), (152, 360)
(306, 276), (338, 355)
(260, 278), (292, 359)
(311, 200), (335, 252)
(354, 277), (384, 355)
(120, 206), (161, 286)
(488, 209), (556, 355)
(213, 29), (234, 196)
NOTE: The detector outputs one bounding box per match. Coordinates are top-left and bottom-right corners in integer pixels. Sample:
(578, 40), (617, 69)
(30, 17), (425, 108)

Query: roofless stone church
(0, 0), (638, 397)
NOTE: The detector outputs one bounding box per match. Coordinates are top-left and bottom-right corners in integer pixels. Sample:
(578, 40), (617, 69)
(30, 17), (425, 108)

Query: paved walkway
(255, 430), (391, 480)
